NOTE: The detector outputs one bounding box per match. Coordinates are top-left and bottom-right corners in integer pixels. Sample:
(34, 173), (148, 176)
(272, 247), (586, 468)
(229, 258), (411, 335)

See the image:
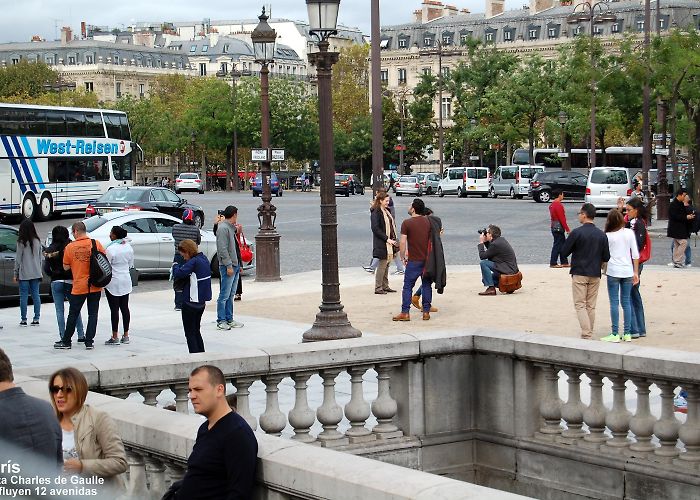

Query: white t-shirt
(105, 240), (135, 296)
(606, 228), (639, 278)
(62, 429), (78, 461)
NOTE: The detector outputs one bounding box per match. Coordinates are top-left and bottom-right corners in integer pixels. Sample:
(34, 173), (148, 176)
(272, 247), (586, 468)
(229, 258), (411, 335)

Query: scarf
(382, 207), (398, 258)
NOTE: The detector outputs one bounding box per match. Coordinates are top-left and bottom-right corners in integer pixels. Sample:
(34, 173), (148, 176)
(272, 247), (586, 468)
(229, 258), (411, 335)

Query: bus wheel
(37, 193), (54, 221)
(21, 195), (37, 221)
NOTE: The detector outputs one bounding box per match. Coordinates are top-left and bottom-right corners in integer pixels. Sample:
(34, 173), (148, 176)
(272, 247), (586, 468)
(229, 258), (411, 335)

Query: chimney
(529, 0), (555, 14)
(422, 1), (446, 23)
(31, 35), (43, 42)
(485, 0), (505, 18)
(81, 22), (87, 39)
(413, 9), (423, 23)
(60, 26), (72, 44)
(444, 4), (459, 16)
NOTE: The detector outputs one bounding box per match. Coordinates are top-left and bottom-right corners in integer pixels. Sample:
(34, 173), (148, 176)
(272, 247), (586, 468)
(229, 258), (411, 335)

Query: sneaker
(393, 270), (405, 275)
(623, 334), (632, 342)
(120, 335), (130, 344)
(19, 321), (27, 327)
(30, 320), (39, 326)
(667, 262), (675, 267)
(234, 294), (242, 301)
(631, 333), (640, 339)
(104, 337), (120, 346)
(77, 338), (85, 343)
(85, 342), (94, 350)
(217, 321), (232, 331)
(53, 341), (71, 349)
(174, 307), (182, 311)
(686, 264), (692, 268)
(600, 334), (621, 343)
(673, 395), (688, 413)
(228, 320), (244, 328)
(673, 263), (684, 268)
(638, 332), (646, 337)
(362, 266), (374, 273)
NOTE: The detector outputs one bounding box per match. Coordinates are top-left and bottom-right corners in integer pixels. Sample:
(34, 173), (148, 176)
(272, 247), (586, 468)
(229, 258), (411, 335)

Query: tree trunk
(225, 143), (232, 191)
(669, 98), (679, 192)
(598, 129), (607, 167)
(528, 124), (535, 165)
(200, 148), (207, 191)
(462, 137), (469, 167)
(693, 106), (700, 204)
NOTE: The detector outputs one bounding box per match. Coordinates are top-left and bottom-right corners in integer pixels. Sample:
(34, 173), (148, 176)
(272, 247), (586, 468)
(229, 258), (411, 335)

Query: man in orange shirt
(54, 221), (105, 350)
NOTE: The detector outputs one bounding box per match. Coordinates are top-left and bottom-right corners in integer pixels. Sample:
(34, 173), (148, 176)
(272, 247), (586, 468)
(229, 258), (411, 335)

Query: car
(175, 172), (204, 194)
(86, 187), (206, 228)
(437, 166), (489, 197)
(395, 176), (422, 196)
(416, 173), (441, 195)
(335, 174), (351, 196)
(347, 174), (365, 195)
(529, 170), (588, 203)
(251, 172), (283, 197)
(46, 212), (255, 277)
(490, 165), (544, 199)
(0, 224), (52, 301)
(585, 167), (633, 211)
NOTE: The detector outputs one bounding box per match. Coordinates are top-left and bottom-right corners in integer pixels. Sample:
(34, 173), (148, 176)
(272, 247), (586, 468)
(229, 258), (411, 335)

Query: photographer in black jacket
(477, 225), (519, 296)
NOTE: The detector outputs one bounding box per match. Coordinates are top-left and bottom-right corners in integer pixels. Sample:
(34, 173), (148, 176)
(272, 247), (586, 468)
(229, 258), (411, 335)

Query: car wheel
(210, 254), (220, 278)
(199, 190), (204, 194)
(427, 187), (433, 195)
(489, 187), (497, 199)
(417, 189), (422, 197)
(510, 188), (517, 199)
(537, 190), (551, 203)
(457, 187), (464, 198)
(438, 187), (444, 198)
(21, 195), (37, 221)
(194, 213), (203, 228)
(345, 191), (349, 197)
(481, 193), (488, 198)
(37, 193), (53, 221)
(253, 191), (258, 197)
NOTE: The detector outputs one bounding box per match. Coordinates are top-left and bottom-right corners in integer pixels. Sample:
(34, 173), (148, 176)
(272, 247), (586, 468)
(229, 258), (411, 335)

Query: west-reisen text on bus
(0, 103), (139, 221)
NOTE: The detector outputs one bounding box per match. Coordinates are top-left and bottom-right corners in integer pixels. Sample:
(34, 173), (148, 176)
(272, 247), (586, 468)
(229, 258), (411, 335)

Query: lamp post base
(254, 230), (281, 282)
(302, 308), (362, 342)
(655, 191), (670, 221)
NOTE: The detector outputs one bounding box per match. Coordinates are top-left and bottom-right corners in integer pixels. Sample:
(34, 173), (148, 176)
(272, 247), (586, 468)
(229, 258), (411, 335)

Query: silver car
(46, 212), (254, 277)
(175, 172), (204, 194)
(394, 176), (423, 196)
(416, 173), (441, 195)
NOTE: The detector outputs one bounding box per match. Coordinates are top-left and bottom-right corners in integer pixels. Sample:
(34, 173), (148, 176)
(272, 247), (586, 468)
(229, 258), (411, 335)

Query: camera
(477, 228), (488, 235)
(217, 209), (224, 216)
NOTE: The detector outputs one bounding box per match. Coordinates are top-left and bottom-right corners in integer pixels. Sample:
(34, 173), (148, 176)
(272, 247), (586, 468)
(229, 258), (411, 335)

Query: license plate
(468, 186), (476, 190)
(602, 191), (617, 196)
(100, 208), (113, 213)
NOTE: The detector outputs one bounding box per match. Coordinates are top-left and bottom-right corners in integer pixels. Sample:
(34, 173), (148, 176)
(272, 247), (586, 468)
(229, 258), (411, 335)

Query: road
(8, 189), (674, 295)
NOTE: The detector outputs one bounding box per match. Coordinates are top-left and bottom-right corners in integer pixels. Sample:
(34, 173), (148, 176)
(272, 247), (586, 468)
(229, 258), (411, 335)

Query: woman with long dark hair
(44, 226), (85, 341)
(14, 219), (43, 326)
(104, 226), (134, 345)
(624, 197), (649, 338)
(370, 190), (398, 294)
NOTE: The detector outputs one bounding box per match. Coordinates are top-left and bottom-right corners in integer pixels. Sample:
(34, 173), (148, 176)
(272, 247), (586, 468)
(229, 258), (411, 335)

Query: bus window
(48, 158), (71, 182)
(103, 113), (121, 139)
(0, 108), (22, 135)
(26, 110), (47, 136)
(85, 112), (104, 137)
(119, 114), (131, 141)
(65, 111), (86, 136)
(112, 155), (134, 181)
(46, 110), (67, 136)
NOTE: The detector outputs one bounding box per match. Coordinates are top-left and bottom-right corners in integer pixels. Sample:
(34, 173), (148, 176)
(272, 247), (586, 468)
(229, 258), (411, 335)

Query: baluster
(165, 463), (185, 490)
(560, 369), (586, 441)
(345, 366), (376, 444)
(124, 449), (148, 499)
(232, 377), (257, 431)
(652, 381), (681, 460)
(317, 368), (349, 446)
(170, 383), (190, 413)
(144, 456), (166, 499)
(604, 375), (632, 451)
(141, 386), (162, 407)
(582, 372), (609, 448)
(108, 389), (131, 400)
(536, 364), (562, 441)
(677, 385), (700, 464)
(288, 371), (316, 444)
(628, 378), (657, 456)
(259, 374), (287, 436)
(371, 363), (403, 440)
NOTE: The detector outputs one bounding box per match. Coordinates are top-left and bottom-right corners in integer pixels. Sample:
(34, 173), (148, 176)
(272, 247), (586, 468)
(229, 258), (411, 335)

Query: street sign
(271, 149), (285, 161)
(655, 148), (669, 155)
(251, 149), (268, 161)
(469, 155), (479, 161)
(557, 152), (569, 158)
(394, 145), (407, 151)
(653, 133), (664, 141)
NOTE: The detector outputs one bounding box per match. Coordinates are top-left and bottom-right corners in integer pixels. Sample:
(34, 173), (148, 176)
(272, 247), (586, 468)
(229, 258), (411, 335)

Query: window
(380, 69), (388, 83)
(0, 227), (17, 253)
(122, 218), (152, 234)
(86, 54), (93, 64)
(68, 56), (76, 65)
(190, 45), (197, 52)
(223, 44), (230, 52)
(139, 83), (145, 98)
(659, 18), (666, 29)
(202, 45), (209, 53)
(65, 111), (86, 136)
(49, 158), (109, 182)
(85, 82), (94, 92)
(45, 110), (66, 136)
(441, 66), (450, 78)
(504, 30), (513, 41)
(84, 112), (103, 137)
(501, 167), (516, 180)
(442, 35), (451, 45)
(112, 154), (134, 181)
(11, 57), (19, 65)
(448, 168), (464, 180)
(637, 20), (644, 31)
(150, 189), (168, 202)
(485, 32), (494, 42)
(104, 113), (129, 140)
(594, 26), (603, 35)
(199, 63), (207, 76)
(46, 56), (54, 65)
(574, 26), (583, 36)
(548, 27), (557, 38)
(590, 169), (628, 184)
(422, 67), (432, 76)
(398, 68), (407, 84)
(611, 23), (619, 33)
(460, 34), (469, 45)
(424, 37), (433, 47)
(116, 82), (122, 98)
(163, 190), (181, 203)
(529, 29), (538, 40)
(441, 97), (452, 118)
(398, 38), (407, 48)
(220, 62), (228, 75)
(379, 39), (390, 49)
(153, 217), (178, 234)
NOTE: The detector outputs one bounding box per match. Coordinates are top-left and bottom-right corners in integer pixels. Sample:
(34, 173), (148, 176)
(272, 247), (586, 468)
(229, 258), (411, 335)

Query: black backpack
(89, 239), (112, 288)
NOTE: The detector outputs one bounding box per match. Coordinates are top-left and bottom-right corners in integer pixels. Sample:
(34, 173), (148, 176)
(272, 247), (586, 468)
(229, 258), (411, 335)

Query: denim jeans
(630, 264), (646, 336)
(607, 275), (633, 335)
(51, 281), (84, 340)
(63, 291), (101, 344)
(217, 264), (240, 323)
(19, 278), (41, 322)
(550, 230), (568, 266)
(480, 259), (496, 287)
(401, 260), (432, 313)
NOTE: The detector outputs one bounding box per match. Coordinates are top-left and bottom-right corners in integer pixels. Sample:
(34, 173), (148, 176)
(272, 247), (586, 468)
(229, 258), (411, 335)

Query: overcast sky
(0, 0), (523, 43)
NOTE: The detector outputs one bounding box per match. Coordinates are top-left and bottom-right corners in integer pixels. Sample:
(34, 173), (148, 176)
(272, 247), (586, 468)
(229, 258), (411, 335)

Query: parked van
(437, 166), (490, 198)
(585, 167), (633, 211)
(490, 165), (544, 199)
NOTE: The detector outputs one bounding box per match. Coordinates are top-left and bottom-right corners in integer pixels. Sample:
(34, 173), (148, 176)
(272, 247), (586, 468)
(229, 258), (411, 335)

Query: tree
(0, 61), (58, 99)
(332, 44), (370, 134)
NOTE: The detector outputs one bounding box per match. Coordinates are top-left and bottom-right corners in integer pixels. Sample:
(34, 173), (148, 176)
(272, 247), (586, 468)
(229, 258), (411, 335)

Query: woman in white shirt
(601, 209), (639, 343)
(104, 226), (134, 346)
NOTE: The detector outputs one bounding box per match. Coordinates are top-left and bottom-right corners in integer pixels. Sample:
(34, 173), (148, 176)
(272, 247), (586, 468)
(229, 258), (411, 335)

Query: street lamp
(558, 111), (570, 171)
(42, 75), (76, 106)
(303, 0), (361, 342)
(567, 0), (616, 170)
(251, 8), (281, 282)
(216, 63), (246, 192)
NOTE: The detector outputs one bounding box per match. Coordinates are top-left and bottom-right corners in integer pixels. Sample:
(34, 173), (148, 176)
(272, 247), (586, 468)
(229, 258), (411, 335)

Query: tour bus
(512, 146), (667, 170)
(0, 103), (141, 221)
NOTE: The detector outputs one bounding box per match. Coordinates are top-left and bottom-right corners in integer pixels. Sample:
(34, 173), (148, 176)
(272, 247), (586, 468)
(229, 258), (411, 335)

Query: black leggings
(105, 290), (130, 334)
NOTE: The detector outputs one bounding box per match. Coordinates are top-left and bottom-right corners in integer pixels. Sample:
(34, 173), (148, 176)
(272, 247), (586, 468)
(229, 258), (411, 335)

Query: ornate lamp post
(558, 111), (570, 171)
(252, 8), (281, 281)
(303, 0), (361, 342)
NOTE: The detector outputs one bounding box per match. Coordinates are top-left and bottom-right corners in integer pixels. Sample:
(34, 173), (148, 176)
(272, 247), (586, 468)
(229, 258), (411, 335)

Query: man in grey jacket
(215, 206), (243, 330)
(477, 224), (519, 296)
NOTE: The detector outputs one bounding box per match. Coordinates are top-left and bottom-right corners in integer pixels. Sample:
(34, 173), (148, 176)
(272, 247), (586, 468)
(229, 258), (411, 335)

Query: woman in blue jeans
(624, 198), (649, 338)
(14, 220), (43, 326)
(43, 226), (85, 341)
(601, 209), (639, 343)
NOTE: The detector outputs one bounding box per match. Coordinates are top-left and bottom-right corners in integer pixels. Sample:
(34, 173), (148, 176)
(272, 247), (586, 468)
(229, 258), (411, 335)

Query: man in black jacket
(667, 188), (695, 268)
(477, 225), (519, 296)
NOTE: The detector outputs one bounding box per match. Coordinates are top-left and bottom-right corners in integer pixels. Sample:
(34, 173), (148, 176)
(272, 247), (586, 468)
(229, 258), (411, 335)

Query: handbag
(237, 230), (253, 264)
(129, 268), (139, 287)
(498, 271), (523, 294)
(551, 220), (564, 233)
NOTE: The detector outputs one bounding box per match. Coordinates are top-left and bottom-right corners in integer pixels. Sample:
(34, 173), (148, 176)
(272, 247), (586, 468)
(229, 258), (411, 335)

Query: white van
(585, 167), (633, 211)
(490, 165), (544, 199)
(437, 166), (489, 198)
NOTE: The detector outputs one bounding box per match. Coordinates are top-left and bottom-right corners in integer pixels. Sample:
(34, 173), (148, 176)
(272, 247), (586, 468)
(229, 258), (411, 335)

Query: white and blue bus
(512, 146), (667, 170)
(0, 103), (140, 221)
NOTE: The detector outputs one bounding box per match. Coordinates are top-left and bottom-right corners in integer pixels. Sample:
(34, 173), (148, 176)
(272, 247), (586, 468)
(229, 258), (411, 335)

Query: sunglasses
(50, 385), (73, 394)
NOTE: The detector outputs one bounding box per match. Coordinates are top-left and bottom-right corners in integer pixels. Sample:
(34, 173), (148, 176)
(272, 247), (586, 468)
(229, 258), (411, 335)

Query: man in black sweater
(667, 188), (695, 268)
(477, 224), (519, 296)
(561, 203), (610, 339)
(176, 365), (257, 500)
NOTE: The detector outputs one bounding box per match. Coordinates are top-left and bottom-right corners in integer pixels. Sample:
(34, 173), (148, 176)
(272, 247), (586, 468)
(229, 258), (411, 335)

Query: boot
(392, 312), (410, 321)
(478, 286), (497, 296)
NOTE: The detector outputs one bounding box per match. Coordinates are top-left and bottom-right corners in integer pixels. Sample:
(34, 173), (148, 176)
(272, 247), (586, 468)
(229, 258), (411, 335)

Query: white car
(416, 173), (441, 195)
(46, 212), (254, 276)
(585, 167), (633, 211)
(394, 176), (423, 196)
(175, 173), (204, 194)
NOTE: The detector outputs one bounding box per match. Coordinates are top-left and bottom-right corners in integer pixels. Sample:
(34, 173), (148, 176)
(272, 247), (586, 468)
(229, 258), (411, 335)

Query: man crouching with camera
(477, 225), (519, 296)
